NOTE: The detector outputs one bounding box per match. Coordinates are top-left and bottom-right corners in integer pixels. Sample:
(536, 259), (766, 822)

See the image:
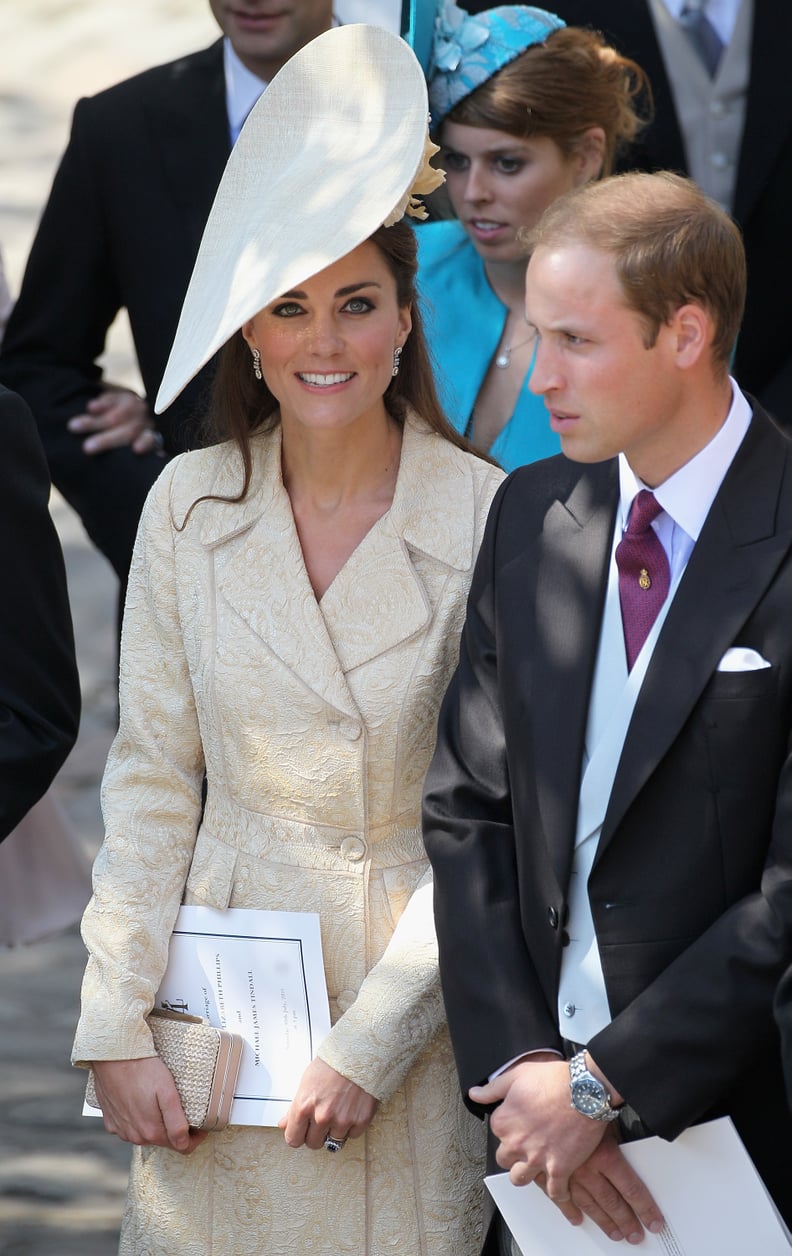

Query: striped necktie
(679, 1), (724, 76)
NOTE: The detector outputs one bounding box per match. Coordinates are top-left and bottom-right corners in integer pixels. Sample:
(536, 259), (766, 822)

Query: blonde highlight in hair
(443, 26), (651, 177)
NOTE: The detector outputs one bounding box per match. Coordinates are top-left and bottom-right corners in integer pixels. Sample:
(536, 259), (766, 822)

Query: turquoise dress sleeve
(415, 219), (561, 472)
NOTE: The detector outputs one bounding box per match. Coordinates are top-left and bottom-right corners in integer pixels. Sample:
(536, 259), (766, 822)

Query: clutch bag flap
(85, 1008), (244, 1131)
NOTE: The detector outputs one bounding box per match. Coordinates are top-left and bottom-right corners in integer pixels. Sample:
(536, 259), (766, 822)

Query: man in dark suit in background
(423, 172), (792, 1252)
(544, 0), (792, 430)
(0, 386), (80, 839)
(0, 1), (335, 586)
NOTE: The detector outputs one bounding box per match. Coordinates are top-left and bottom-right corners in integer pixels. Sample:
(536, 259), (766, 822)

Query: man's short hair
(524, 171), (746, 371)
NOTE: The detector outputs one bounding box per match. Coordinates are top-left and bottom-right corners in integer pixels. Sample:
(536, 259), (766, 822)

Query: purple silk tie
(615, 490), (671, 671)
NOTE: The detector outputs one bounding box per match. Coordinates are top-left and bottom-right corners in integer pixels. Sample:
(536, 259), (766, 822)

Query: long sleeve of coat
(73, 458), (205, 1064)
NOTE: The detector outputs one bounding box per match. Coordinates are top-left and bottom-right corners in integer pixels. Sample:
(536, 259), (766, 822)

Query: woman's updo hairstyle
(444, 26), (651, 177)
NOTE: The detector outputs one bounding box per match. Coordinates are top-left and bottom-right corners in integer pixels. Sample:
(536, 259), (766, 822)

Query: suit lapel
(531, 462), (618, 887)
(601, 409), (792, 851)
(143, 41), (230, 258)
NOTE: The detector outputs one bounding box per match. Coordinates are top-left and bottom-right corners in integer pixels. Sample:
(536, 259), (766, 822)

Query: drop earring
(392, 346), (403, 377)
(251, 348), (262, 381)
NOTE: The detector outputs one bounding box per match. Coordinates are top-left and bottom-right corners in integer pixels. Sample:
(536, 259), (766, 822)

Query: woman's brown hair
(191, 220), (491, 514)
(444, 26), (652, 177)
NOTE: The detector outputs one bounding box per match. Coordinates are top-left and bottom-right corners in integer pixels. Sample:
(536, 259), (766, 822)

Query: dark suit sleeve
(423, 477), (562, 1106)
(0, 387), (80, 839)
(774, 961), (792, 1106)
(0, 96), (164, 580)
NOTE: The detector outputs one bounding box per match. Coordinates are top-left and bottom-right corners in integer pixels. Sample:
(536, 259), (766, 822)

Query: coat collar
(194, 413), (480, 710)
(197, 411), (478, 566)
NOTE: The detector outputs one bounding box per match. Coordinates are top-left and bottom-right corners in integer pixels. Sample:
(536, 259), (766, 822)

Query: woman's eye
(442, 150), (468, 173)
(272, 301), (304, 317)
(495, 157), (524, 175)
(343, 297), (374, 314)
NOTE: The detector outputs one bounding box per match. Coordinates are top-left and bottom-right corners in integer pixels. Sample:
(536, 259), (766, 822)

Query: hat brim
(156, 24), (430, 415)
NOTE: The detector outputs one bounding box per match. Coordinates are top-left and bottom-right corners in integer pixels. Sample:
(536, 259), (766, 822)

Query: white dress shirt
(659, 0), (742, 46)
(223, 40), (267, 145)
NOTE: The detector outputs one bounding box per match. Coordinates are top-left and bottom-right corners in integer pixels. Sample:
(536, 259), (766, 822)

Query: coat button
(339, 720), (362, 741)
(340, 835), (366, 862)
(547, 906), (559, 929)
(563, 1002), (576, 1018)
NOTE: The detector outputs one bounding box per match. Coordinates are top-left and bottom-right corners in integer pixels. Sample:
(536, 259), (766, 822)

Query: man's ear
(671, 303), (711, 368)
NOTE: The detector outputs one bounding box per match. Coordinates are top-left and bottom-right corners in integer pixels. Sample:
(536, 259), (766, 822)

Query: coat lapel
(199, 416), (478, 713)
(531, 462), (618, 887)
(319, 417), (478, 673)
(200, 430), (360, 719)
(601, 409), (792, 851)
(142, 41), (230, 258)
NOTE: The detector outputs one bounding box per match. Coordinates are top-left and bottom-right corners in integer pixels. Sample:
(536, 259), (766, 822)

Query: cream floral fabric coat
(73, 414), (504, 1256)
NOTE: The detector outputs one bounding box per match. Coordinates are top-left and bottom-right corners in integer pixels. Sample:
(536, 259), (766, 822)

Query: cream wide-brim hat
(155, 24), (434, 414)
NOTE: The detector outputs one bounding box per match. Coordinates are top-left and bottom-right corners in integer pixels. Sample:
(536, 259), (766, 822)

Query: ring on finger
(324, 1134), (348, 1153)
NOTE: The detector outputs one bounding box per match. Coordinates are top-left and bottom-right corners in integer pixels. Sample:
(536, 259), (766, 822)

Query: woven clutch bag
(85, 1008), (244, 1131)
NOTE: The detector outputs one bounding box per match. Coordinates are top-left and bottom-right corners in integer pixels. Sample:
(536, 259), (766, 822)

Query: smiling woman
(71, 23), (504, 1256)
(416, 1), (650, 469)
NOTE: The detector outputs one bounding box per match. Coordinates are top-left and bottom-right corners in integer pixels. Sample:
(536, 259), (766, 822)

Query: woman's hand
(278, 1057), (378, 1150)
(91, 1057), (208, 1154)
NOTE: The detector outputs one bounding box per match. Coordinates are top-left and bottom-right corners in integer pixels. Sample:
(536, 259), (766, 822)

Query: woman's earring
(251, 348), (262, 381)
(392, 346), (403, 378)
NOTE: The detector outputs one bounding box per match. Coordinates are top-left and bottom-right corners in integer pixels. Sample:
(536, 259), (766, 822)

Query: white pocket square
(716, 647), (771, 672)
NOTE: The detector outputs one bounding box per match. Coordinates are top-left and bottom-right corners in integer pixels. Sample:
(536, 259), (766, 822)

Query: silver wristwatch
(569, 1050), (620, 1122)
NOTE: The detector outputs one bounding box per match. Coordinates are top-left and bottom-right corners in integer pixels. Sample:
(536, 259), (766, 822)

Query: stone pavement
(1, 5), (218, 1252)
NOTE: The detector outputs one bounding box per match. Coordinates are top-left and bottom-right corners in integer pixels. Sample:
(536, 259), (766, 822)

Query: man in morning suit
(545, 0), (792, 430)
(0, 1), (335, 586)
(423, 172), (792, 1251)
(0, 386), (80, 840)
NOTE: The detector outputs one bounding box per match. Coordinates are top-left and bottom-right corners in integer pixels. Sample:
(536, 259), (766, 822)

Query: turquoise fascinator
(428, 1), (566, 125)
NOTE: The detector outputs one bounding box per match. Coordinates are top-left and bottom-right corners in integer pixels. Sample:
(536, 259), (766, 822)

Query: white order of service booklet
(85, 904), (331, 1127)
(486, 1115), (791, 1255)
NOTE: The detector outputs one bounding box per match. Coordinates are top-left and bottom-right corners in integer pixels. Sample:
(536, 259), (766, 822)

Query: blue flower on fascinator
(428, 1), (566, 125)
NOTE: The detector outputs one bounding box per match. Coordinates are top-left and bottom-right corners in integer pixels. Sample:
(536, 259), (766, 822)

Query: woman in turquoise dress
(417, 3), (650, 469)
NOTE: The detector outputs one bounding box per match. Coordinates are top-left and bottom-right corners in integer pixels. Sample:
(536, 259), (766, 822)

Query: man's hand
(67, 387), (163, 455)
(91, 1057), (208, 1154)
(470, 1056), (664, 1243)
(278, 1057), (378, 1150)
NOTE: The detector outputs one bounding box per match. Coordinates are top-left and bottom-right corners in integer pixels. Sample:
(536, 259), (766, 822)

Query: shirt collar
(658, 0), (742, 45)
(223, 39), (267, 144)
(618, 378), (752, 540)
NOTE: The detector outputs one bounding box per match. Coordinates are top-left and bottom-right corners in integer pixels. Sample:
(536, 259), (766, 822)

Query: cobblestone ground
(2, 5), (216, 1252)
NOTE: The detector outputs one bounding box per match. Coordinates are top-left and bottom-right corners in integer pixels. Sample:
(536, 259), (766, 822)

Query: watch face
(572, 1078), (606, 1117)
